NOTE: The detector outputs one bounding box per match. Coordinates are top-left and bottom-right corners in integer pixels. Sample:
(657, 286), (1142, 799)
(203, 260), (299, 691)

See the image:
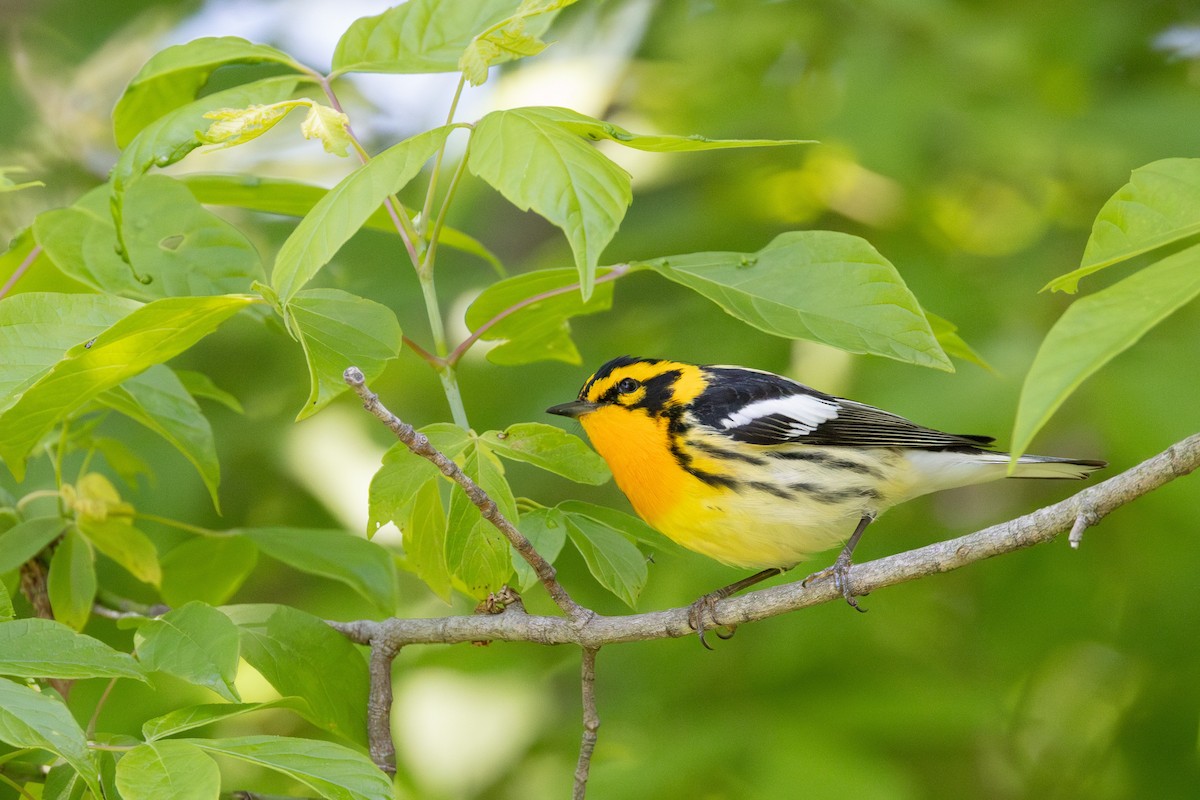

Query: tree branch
(573, 647), (601, 800)
(366, 641), (399, 774)
(328, 431), (1200, 649)
(343, 367), (588, 623)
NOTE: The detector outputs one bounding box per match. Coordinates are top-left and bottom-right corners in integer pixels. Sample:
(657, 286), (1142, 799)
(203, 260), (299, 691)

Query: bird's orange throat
(579, 406), (687, 527)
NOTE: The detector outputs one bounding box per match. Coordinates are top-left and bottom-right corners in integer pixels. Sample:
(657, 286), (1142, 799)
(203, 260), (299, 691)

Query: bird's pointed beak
(546, 400), (599, 418)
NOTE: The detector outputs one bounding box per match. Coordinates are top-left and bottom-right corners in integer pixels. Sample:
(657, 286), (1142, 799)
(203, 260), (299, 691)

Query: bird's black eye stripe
(618, 377), (640, 394)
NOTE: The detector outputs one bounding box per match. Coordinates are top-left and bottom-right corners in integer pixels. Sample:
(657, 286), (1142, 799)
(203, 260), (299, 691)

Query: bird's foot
(802, 554), (866, 613)
(687, 593), (738, 650)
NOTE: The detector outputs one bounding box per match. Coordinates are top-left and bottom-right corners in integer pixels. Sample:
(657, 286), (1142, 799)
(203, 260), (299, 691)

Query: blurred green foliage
(1, 0), (1198, 798)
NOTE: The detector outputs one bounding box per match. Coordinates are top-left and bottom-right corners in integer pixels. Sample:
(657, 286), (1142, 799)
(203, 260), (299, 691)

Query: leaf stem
(130, 511), (224, 537)
(0, 243), (41, 301)
(447, 264), (631, 366)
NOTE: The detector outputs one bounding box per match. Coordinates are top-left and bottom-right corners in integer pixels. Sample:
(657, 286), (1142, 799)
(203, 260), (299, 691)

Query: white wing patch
(720, 394), (840, 436)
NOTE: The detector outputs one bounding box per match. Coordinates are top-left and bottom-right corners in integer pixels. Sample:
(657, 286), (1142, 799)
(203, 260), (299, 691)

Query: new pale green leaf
(0, 294), (255, 479)
(134, 602), (242, 702)
(646, 231), (952, 370)
(0, 580), (11, 622)
(481, 422), (609, 484)
(271, 125), (452, 302)
(116, 740), (220, 800)
(1013, 242), (1200, 460)
(1046, 158), (1200, 293)
(468, 108), (630, 300)
(186, 735), (392, 800)
(112, 76), (301, 228)
(0, 618), (145, 681)
(287, 288), (402, 420)
(113, 36), (304, 147)
(0, 679), (100, 796)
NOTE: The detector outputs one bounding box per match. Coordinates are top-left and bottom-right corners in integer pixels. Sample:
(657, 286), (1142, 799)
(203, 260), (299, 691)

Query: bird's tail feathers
(998, 453), (1107, 480)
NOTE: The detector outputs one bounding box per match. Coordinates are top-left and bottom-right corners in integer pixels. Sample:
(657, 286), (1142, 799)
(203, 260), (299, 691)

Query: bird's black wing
(692, 367), (994, 450)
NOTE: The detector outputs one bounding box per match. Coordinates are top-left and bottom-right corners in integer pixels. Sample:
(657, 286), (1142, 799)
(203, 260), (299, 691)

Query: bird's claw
(803, 557), (867, 612)
(687, 594), (737, 650)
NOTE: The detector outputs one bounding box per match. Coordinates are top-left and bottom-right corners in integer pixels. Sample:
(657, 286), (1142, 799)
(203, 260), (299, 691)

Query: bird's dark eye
(617, 377), (640, 394)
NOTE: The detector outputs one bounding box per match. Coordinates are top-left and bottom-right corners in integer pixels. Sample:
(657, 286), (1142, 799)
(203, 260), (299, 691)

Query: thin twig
(573, 648), (601, 800)
(327, 432), (1200, 650)
(86, 678), (119, 739)
(446, 264), (631, 366)
(366, 641), (399, 774)
(0, 244), (41, 301)
(343, 367), (589, 623)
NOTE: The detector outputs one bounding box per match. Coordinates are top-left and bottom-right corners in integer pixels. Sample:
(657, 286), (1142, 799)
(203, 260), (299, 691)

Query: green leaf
(287, 288), (402, 420)
(112, 75), (301, 225)
(114, 36), (304, 148)
(1012, 242), (1200, 460)
(509, 106), (814, 152)
(180, 173), (504, 273)
(198, 99), (309, 150)
(403, 478), (451, 602)
(77, 517), (162, 587)
(445, 441), (514, 599)
(0, 294), (255, 479)
(463, 267), (613, 365)
(116, 740), (220, 800)
(557, 500), (664, 550)
(512, 506), (566, 591)
(271, 125), (452, 303)
(645, 231), (952, 370)
(0, 517), (68, 574)
(481, 422), (609, 484)
(300, 103), (353, 156)
(457, 0), (574, 85)
(0, 618), (145, 681)
(367, 422), (471, 534)
(160, 535), (258, 607)
(564, 512), (647, 608)
(332, 0), (533, 75)
(1046, 158), (1200, 293)
(43, 762), (86, 800)
(46, 529), (96, 631)
(0, 580), (12, 622)
(240, 527), (399, 614)
(174, 369), (243, 413)
(468, 108), (631, 300)
(120, 174), (264, 297)
(0, 166), (44, 193)
(96, 365), (221, 508)
(224, 604), (369, 746)
(143, 698), (309, 741)
(925, 311), (992, 371)
(0, 678), (100, 797)
(186, 735), (392, 800)
(0, 292), (139, 412)
(34, 188), (155, 298)
(133, 602), (241, 702)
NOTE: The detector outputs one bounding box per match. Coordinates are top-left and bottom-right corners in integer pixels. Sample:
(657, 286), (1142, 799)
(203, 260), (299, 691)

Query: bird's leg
(802, 514), (874, 612)
(688, 566), (788, 650)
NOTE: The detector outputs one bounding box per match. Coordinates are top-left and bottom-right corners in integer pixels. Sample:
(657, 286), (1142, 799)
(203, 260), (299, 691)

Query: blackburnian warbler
(547, 356), (1105, 643)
